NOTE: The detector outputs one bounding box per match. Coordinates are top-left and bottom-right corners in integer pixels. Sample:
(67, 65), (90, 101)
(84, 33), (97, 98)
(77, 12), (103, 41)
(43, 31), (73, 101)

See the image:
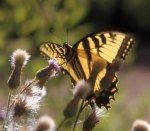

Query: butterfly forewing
(73, 32), (134, 63)
(40, 41), (84, 83)
(40, 41), (67, 66)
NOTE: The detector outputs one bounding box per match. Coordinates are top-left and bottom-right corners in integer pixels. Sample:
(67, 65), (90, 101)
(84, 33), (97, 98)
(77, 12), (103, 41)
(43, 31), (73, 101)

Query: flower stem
(9, 79), (36, 109)
(6, 89), (13, 118)
(2, 89), (13, 131)
(19, 79), (36, 94)
(72, 99), (84, 131)
(56, 117), (67, 131)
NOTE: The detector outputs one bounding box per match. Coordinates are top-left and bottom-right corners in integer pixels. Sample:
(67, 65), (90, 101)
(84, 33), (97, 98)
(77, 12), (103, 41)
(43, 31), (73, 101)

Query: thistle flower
(7, 49), (30, 89)
(34, 115), (56, 131)
(73, 79), (91, 99)
(13, 94), (41, 118)
(63, 97), (79, 118)
(12, 80), (46, 120)
(13, 96), (27, 117)
(131, 119), (150, 131)
(48, 59), (61, 71)
(83, 107), (107, 131)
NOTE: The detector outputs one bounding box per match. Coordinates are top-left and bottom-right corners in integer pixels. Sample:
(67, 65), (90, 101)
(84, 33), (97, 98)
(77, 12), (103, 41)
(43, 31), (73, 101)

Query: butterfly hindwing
(95, 75), (118, 109)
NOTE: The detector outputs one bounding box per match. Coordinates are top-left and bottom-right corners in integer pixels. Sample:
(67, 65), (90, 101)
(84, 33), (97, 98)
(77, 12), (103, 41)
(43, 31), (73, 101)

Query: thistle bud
(73, 80), (91, 99)
(7, 66), (22, 89)
(83, 108), (106, 131)
(35, 59), (61, 87)
(7, 49), (30, 89)
(63, 97), (79, 118)
(131, 119), (150, 131)
(34, 115), (56, 131)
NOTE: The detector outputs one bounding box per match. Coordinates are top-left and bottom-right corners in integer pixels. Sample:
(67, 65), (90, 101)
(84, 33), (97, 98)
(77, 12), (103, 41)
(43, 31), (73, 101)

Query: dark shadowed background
(0, 0), (149, 131)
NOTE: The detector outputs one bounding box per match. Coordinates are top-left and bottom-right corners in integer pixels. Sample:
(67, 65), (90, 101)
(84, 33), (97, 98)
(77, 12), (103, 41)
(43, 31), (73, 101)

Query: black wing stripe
(109, 32), (116, 38)
(82, 39), (92, 73)
(116, 36), (134, 60)
(100, 34), (106, 44)
(49, 44), (54, 53)
(91, 36), (100, 55)
(75, 56), (87, 79)
(50, 43), (56, 55)
(40, 44), (51, 58)
(71, 60), (81, 79)
(82, 39), (92, 61)
(53, 44), (61, 56)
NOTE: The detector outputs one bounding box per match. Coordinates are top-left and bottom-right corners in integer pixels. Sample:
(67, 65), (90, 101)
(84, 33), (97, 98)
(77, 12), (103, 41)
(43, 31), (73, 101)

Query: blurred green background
(0, 0), (150, 130)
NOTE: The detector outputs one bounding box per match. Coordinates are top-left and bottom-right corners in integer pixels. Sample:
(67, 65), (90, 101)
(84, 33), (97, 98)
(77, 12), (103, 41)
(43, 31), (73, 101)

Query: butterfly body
(40, 31), (135, 109)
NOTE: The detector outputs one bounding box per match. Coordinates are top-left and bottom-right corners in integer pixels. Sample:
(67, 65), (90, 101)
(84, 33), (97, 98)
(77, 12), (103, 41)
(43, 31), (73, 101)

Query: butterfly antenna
(66, 28), (69, 45)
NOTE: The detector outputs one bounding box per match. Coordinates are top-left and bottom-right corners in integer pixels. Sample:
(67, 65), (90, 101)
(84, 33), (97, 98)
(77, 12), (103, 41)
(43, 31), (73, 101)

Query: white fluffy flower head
(83, 107), (108, 131)
(73, 79), (91, 99)
(11, 49), (30, 67)
(131, 119), (150, 131)
(94, 107), (108, 118)
(35, 115), (56, 131)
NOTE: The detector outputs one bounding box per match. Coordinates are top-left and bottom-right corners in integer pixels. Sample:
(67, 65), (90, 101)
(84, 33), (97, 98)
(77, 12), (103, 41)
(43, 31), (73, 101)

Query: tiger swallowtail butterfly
(40, 31), (135, 109)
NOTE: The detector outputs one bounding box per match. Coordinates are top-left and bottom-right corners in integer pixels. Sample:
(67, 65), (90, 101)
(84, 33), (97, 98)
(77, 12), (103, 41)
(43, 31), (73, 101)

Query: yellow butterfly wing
(40, 41), (67, 65)
(40, 41), (84, 85)
(74, 32), (134, 63)
(72, 31), (134, 108)
(40, 32), (135, 108)
(73, 31), (134, 91)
